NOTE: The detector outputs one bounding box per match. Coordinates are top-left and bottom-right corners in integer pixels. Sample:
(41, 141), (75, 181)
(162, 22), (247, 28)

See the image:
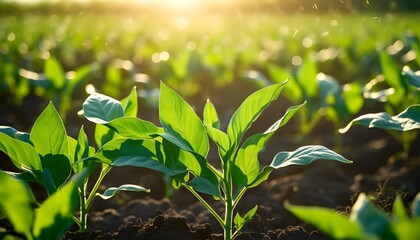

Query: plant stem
(79, 181), (88, 232)
(223, 162), (234, 240)
(80, 164), (111, 230)
(183, 184), (224, 227)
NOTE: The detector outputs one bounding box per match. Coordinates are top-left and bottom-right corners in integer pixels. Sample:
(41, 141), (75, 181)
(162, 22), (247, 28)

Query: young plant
(83, 80), (351, 240)
(0, 91), (149, 234)
(285, 192), (420, 240)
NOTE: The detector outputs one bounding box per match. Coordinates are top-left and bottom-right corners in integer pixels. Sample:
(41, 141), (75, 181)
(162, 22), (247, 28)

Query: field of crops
(1, 2), (420, 240)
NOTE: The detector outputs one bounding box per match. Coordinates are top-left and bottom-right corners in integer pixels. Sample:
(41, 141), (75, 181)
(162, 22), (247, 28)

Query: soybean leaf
(0, 126), (30, 143)
(380, 51), (407, 105)
(94, 124), (118, 148)
(33, 171), (86, 240)
(97, 184), (150, 200)
(0, 172), (34, 240)
(0, 132), (42, 174)
(203, 99), (220, 129)
(350, 193), (396, 240)
(234, 205), (258, 232)
(339, 105), (420, 133)
(268, 64), (301, 102)
(83, 92), (124, 124)
(44, 57), (65, 90)
(106, 117), (163, 139)
(227, 81), (287, 155)
(30, 102), (69, 158)
(91, 138), (186, 176)
(285, 202), (363, 239)
(186, 176), (221, 198)
(204, 126), (230, 158)
(159, 82), (209, 157)
(41, 154), (71, 191)
(235, 102), (306, 189)
(120, 87), (138, 117)
(249, 145), (350, 188)
(73, 126), (96, 174)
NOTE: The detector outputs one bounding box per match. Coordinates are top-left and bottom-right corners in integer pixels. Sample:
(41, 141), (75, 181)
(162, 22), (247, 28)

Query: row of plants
(1, 76), (419, 239)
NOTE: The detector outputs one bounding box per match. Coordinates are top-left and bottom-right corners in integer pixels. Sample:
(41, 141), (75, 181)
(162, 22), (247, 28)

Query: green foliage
(83, 82), (351, 240)
(286, 192), (420, 240)
(0, 97), (149, 235)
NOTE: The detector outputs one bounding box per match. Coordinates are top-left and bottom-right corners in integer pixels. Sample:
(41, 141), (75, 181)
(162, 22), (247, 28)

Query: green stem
(79, 181), (88, 232)
(223, 160), (234, 240)
(81, 164), (112, 229)
(183, 184), (224, 227)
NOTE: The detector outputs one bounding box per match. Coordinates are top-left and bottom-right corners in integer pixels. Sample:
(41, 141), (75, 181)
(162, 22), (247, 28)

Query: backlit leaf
(97, 184), (150, 200)
(120, 87), (138, 117)
(159, 82), (209, 157)
(106, 117), (163, 139)
(203, 99), (220, 129)
(83, 92), (124, 124)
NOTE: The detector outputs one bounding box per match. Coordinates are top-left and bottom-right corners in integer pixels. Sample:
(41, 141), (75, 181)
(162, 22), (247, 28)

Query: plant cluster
(0, 81), (351, 240)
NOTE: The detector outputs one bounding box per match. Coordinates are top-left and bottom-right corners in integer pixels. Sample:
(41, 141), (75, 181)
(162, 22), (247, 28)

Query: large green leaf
(159, 82), (209, 157)
(30, 102), (69, 158)
(0, 172), (34, 240)
(91, 138), (186, 176)
(44, 57), (65, 90)
(0, 126), (30, 143)
(106, 117), (163, 139)
(285, 202), (363, 239)
(83, 92), (124, 124)
(97, 184), (150, 200)
(0, 132), (42, 173)
(227, 82), (287, 155)
(350, 193), (396, 240)
(249, 145), (350, 188)
(33, 171), (86, 240)
(339, 105), (420, 133)
(234, 102), (306, 188)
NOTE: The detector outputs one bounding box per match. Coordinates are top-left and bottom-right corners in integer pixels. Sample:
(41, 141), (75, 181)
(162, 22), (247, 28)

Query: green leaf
(227, 82), (287, 154)
(33, 171), (86, 240)
(350, 193), (396, 240)
(65, 63), (98, 95)
(121, 87), (138, 117)
(412, 192), (420, 218)
(392, 218), (420, 240)
(249, 145), (350, 188)
(44, 57), (65, 90)
(83, 92), (124, 124)
(285, 202), (363, 239)
(271, 145), (351, 168)
(159, 82), (209, 157)
(0, 172), (34, 239)
(297, 55), (318, 98)
(234, 205), (258, 232)
(203, 99), (220, 129)
(379, 51), (406, 105)
(91, 138), (186, 176)
(393, 195), (408, 221)
(0, 132), (42, 174)
(339, 105), (420, 133)
(234, 102), (306, 189)
(97, 184), (150, 200)
(73, 126), (90, 173)
(186, 177), (220, 197)
(204, 125), (230, 157)
(30, 102), (69, 158)
(94, 124), (118, 148)
(268, 64), (301, 101)
(106, 117), (163, 139)
(0, 126), (30, 143)
(402, 66), (420, 89)
(41, 154), (71, 190)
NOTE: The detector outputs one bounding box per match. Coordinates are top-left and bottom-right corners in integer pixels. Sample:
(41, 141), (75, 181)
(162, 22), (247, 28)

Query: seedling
(286, 192), (420, 240)
(0, 90), (149, 234)
(83, 80), (351, 240)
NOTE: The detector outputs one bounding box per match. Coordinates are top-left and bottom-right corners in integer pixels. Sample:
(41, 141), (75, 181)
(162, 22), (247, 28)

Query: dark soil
(1, 94), (420, 240)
